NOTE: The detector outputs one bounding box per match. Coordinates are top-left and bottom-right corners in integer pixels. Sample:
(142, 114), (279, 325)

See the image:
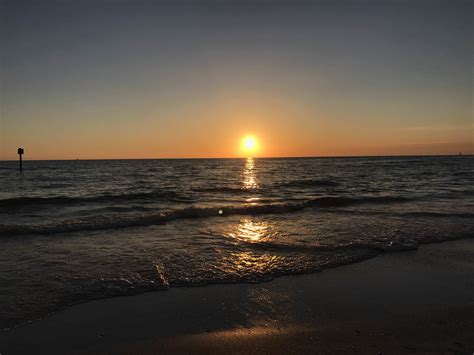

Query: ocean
(0, 156), (473, 330)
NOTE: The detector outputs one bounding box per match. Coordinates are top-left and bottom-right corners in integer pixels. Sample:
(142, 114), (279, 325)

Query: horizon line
(0, 153), (472, 162)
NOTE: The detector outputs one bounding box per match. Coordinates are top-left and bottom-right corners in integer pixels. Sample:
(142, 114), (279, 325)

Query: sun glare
(241, 135), (258, 156)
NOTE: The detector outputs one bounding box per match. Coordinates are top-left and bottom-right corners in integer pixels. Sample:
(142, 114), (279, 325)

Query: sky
(1, 0), (472, 159)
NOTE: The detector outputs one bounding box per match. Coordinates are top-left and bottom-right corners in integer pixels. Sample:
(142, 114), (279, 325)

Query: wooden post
(18, 148), (24, 172)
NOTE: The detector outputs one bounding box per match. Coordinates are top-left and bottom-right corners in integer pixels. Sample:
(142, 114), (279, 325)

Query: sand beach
(1, 238), (473, 354)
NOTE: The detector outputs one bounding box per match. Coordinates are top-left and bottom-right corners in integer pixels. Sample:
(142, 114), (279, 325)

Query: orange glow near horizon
(1, 1), (472, 161)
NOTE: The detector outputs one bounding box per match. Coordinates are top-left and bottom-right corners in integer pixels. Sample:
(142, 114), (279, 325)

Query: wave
(192, 186), (255, 194)
(321, 209), (474, 219)
(278, 179), (340, 188)
(400, 211), (474, 218)
(37, 183), (74, 189)
(192, 179), (340, 194)
(236, 239), (419, 254)
(0, 195), (411, 236)
(0, 191), (193, 209)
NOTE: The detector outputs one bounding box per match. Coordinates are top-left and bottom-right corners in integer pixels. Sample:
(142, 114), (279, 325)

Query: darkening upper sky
(1, 0), (472, 159)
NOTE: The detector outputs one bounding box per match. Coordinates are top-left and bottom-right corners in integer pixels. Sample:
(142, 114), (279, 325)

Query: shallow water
(0, 156), (473, 330)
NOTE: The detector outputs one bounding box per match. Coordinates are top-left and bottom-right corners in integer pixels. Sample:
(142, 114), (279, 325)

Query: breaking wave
(0, 195), (411, 236)
(0, 191), (194, 210)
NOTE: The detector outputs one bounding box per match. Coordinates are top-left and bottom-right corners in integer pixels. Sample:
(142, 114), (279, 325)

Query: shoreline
(0, 236), (465, 333)
(1, 238), (473, 354)
(0, 236), (469, 332)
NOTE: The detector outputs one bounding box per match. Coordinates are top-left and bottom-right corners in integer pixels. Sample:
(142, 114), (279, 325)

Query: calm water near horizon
(0, 156), (473, 330)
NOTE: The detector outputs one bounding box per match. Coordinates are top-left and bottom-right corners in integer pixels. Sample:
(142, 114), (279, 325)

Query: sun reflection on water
(226, 251), (279, 273)
(243, 157), (258, 190)
(220, 218), (294, 277)
(228, 219), (271, 243)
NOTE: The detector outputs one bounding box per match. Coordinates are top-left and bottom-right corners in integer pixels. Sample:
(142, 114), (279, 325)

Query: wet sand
(1, 239), (473, 354)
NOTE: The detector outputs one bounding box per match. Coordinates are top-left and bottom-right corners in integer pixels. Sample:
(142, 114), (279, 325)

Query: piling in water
(17, 148), (24, 172)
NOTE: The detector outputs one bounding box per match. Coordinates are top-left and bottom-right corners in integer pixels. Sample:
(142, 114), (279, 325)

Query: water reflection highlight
(243, 157), (258, 190)
(229, 219), (270, 243)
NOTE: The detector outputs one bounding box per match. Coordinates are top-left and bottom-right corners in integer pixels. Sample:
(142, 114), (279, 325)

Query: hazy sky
(1, 0), (472, 159)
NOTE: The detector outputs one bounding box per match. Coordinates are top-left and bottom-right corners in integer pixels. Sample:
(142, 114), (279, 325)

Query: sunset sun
(241, 135), (258, 156)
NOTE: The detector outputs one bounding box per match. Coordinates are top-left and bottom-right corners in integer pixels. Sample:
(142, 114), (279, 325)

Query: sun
(244, 136), (256, 150)
(241, 135), (258, 156)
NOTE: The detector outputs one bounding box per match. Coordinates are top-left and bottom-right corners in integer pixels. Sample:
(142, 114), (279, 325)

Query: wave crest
(0, 191), (193, 209)
(0, 195), (411, 236)
(278, 179), (340, 188)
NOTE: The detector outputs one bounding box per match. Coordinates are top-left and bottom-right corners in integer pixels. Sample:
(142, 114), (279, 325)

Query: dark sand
(1, 239), (473, 354)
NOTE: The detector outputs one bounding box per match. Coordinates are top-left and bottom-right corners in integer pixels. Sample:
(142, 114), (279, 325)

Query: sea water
(0, 156), (473, 329)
